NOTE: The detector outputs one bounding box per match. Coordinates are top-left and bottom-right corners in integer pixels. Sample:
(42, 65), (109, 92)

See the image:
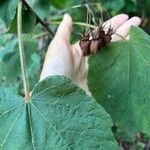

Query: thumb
(55, 13), (73, 41)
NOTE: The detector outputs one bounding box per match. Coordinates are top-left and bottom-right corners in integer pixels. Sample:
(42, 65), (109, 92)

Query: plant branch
(32, 32), (49, 39)
(17, 1), (30, 101)
(49, 20), (96, 29)
(22, 0), (54, 37)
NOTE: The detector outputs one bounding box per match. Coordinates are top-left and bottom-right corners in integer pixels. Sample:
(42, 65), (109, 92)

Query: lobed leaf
(88, 26), (150, 139)
(0, 76), (118, 149)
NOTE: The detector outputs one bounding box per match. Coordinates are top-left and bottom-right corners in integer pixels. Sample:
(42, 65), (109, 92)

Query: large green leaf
(0, 0), (19, 33)
(0, 76), (118, 149)
(88, 26), (150, 140)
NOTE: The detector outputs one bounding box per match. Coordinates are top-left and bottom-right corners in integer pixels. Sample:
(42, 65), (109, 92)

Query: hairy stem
(17, 1), (30, 101)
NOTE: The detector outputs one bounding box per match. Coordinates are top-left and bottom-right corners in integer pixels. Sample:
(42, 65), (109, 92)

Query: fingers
(40, 14), (73, 81)
(112, 17), (141, 42)
(103, 14), (129, 31)
(73, 14), (130, 57)
(55, 13), (73, 41)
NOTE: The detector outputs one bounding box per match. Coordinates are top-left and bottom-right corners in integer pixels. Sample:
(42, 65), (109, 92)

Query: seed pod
(102, 35), (112, 47)
(90, 39), (100, 54)
(98, 38), (103, 49)
(79, 39), (91, 56)
(99, 30), (105, 38)
(79, 26), (114, 56)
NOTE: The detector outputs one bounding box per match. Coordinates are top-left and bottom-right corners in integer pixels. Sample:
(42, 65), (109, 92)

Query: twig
(22, 0), (54, 37)
(49, 20), (96, 29)
(17, 1), (30, 101)
(32, 32), (49, 39)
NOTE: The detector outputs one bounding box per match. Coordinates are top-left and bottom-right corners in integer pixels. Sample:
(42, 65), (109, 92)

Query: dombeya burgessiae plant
(0, 0), (150, 149)
(0, 2), (118, 149)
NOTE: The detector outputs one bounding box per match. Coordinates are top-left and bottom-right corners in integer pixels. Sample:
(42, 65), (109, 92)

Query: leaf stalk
(17, 1), (30, 101)
(49, 20), (96, 29)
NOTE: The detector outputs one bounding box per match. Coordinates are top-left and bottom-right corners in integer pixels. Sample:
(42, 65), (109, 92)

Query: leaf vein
(27, 104), (36, 150)
(0, 104), (24, 148)
(31, 103), (71, 150)
(0, 103), (23, 118)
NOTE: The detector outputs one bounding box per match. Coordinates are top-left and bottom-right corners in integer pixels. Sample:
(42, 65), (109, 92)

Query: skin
(40, 13), (141, 95)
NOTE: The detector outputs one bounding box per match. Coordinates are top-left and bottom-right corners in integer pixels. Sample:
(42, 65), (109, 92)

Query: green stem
(17, 1), (30, 101)
(32, 32), (49, 39)
(49, 20), (96, 29)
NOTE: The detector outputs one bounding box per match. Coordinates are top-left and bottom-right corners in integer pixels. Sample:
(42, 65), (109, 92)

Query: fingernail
(135, 17), (141, 25)
(63, 13), (69, 20)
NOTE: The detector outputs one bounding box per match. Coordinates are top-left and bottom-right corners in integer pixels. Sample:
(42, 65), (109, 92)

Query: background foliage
(0, 0), (150, 149)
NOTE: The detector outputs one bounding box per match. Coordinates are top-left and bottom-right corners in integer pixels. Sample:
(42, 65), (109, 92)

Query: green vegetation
(0, 0), (150, 149)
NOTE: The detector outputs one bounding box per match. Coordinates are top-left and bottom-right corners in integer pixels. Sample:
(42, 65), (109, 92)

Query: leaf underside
(0, 76), (118, 149)
(88, 26), (150, 139)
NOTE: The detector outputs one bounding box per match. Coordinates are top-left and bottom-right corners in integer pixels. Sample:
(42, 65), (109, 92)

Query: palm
(40, 14), (141, 94)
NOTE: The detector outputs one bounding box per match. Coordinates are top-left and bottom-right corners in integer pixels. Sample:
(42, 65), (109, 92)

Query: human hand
(40, 14), (141, 95)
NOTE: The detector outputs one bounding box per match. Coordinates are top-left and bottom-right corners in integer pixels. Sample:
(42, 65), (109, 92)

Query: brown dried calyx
(79, 26), (114, 56)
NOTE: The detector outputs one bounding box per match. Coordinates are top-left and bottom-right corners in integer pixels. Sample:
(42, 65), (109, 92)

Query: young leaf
(0, 76), (118, 149)
(88, 26), (150, 139)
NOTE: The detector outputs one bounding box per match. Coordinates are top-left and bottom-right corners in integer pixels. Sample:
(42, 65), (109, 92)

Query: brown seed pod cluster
(79, 26), (114, 56)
